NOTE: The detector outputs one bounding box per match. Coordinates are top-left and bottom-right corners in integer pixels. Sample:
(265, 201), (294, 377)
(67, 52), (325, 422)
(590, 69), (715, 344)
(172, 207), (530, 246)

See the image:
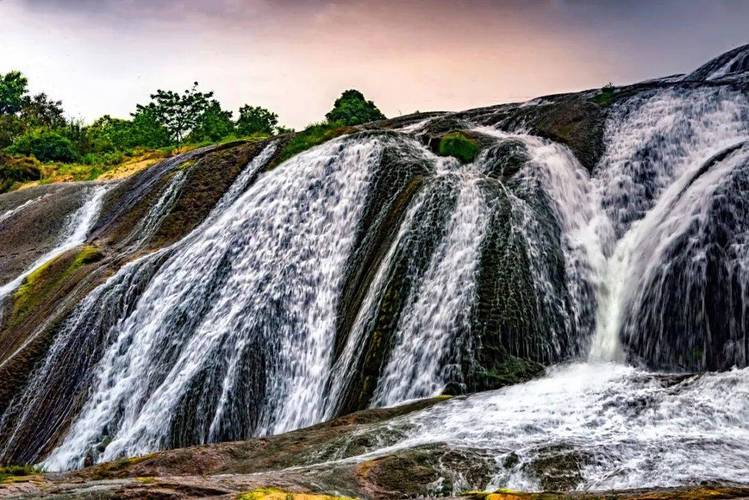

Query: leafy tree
(0, 115), (25, 149)
(20, 92), (65, 129)
(188, 100), (235, 143)
(7, 129), (78, 162)
(325, 89), (386, 126)
(129, 107), (172, 148)
(136, 82), (213, 143)
(0, 71), (28, 115)
(236, 105), (278, 136)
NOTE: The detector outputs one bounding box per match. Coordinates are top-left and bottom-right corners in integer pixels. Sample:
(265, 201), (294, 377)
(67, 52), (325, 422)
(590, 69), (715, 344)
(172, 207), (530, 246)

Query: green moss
(592, 83), (615, 107)
(438, 132), (479, 163)
(0, 465), (42, 483)
(236, 488), (356, 500)
(275, 122), (353, 166)
(11, 244), (104, 326)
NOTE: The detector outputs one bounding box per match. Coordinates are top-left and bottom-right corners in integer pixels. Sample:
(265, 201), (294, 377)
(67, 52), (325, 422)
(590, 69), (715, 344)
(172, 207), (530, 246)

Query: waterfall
(372, 167), (489, 406)
(0, 194), (49, 225)
(121, 169), (187, 250)
(378, 363), (749, 491)
(1, 57), (748, 484)
(36, 138), (390, 469)
(0, 185), (109, 314)
(588, 87), (749, 363)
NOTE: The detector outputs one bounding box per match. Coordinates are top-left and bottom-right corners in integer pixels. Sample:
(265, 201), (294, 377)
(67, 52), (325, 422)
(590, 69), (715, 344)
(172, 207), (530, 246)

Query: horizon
(2, 0), (748, 129)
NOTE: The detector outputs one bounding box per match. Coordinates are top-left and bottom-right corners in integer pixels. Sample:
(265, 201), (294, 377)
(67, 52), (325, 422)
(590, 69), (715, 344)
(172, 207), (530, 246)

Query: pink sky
(1, 0), (747, 129)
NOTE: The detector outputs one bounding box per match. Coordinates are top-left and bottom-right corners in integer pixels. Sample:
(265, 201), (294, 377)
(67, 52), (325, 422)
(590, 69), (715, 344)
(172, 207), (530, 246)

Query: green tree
(20, 92), (65, 129)
(325, 89), (386, 126)
(188, 100), (235, 143)
(136, 82), (213, 143)
(7, 129), (78, 162)
(129, 107), (172, 148)
(235, 105), (278, 136)
(0, 115), (25, 149)
(0, 71), (28, 115)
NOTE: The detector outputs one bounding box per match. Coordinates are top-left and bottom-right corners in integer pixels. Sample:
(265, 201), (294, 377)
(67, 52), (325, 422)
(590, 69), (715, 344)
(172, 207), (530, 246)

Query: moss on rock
(274, 123), (355, 167)
(438, 131), (479, 163)
(11, 244), (104, 328)
(237, 487), (355, 500)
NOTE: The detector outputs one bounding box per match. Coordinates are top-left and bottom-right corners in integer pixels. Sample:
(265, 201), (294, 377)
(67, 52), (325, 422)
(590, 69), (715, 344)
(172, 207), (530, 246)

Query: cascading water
(0, 48), (748, 493)
(34, 138), (401, 469)
(333, 85), (749, 491)
(121, 169), (187, 250)
(0, 194), (49, 225)
(372, 170), (488, 405)
(0, 185), (109, 318)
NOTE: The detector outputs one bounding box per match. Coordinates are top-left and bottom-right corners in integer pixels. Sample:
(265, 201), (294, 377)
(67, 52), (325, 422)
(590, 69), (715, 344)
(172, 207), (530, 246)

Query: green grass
(438, 131), (479, 163)
(592, 83), (616, 106)
(0, 465), (42, 483)
(12, 245), (103, 326)
(275, 122), (352, 166)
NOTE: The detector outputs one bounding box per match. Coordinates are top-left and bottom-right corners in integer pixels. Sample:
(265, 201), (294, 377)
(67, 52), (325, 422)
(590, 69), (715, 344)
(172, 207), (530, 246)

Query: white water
(0, 185), (108, 308)
(123, 170), (187, 250)
(373, 166), (488, 405)
(368, 362), (749, 491)
(42, 138), (390, 469)
(340, 85), (749, 491)
(3, 75), (746, 489)
(0, 194), (50, 225)
(588, 88), (749, 360)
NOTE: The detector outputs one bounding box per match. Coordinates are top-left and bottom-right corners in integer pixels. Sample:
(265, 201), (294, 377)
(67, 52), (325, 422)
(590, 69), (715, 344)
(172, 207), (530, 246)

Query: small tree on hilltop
(236, 105), (278, 136)
(188, 100), (235, 143)
(137, 82), (213, 143)
(325, 89), (386, 126)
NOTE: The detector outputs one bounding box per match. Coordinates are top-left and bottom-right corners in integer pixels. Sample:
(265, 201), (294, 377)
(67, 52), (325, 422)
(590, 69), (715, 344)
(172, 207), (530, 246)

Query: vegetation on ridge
(1, 71), (387, 191)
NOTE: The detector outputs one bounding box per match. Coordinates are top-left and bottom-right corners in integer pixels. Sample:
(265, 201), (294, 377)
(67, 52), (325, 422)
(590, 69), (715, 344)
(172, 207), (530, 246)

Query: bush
(438, 131), (478, 163)
(0, 153), (42, 192)
(7, 129), (78, 162)
(236, 105), (278, 136)
(593, 82), (616, 106)
(325, 89), (386, 126)
(276, 122), (351, 165)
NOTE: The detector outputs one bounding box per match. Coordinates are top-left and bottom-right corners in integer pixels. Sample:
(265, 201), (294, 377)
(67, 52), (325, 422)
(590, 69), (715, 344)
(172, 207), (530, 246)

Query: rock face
(0, 45), (747, 495)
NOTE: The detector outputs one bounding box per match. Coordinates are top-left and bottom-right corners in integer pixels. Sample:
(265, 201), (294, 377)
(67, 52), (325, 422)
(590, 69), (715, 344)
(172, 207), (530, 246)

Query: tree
(0, 71), (28, 115)
(136, 82), (213, 143)
(236, 105), (278, 136)
(325, 89), (386, 126)
(188, 100), (235, 143)
(20, 92), (65, 129)
(7, 129), (78, 162)
(129, 107), (172, 148)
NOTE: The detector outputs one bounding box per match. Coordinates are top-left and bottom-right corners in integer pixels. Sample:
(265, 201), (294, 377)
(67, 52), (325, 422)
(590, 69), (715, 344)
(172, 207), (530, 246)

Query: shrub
(593, 82), (616, 106)
(7, 129), (78, 162)
(276, 122), (351, 165)
(0, 153), (42, 192)
(236, 105), (278, 136)
(325, 89), (386, 126)
(438, 131), (479, 163)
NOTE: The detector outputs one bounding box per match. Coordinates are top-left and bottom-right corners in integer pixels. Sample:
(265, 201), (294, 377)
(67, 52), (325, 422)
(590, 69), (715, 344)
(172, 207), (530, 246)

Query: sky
(1, 0), (748, 129)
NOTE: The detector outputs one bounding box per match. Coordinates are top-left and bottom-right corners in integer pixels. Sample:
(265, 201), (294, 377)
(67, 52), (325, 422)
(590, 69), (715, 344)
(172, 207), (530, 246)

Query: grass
(438, 131), (479, 163)
(236, 487), (356, 500)
(11, 245), (103, 326)
(592, 82), (616, 107)
(0, 465), (42, 484)
(275, 122), (353, 166)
